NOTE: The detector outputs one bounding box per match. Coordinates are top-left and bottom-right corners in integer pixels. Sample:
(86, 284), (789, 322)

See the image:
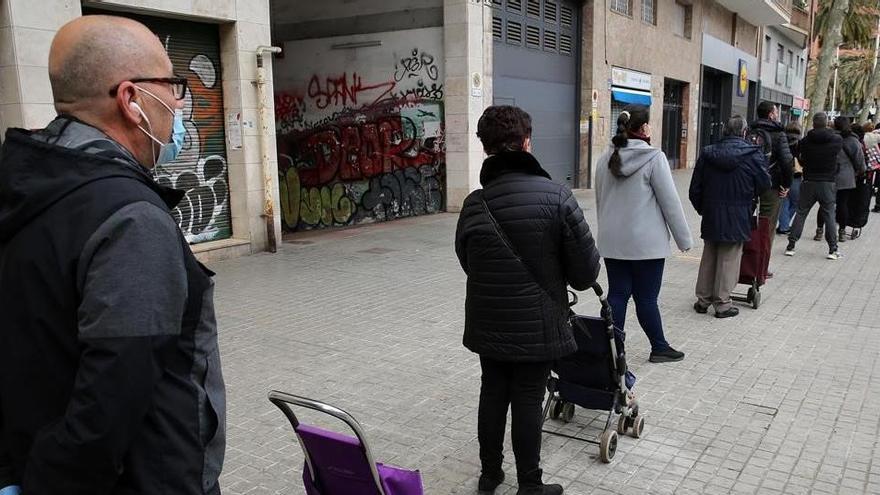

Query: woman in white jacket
(595, 105), (693, 363)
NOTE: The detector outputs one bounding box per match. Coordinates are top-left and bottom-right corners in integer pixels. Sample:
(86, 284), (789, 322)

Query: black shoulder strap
(480, 193), (569, 313)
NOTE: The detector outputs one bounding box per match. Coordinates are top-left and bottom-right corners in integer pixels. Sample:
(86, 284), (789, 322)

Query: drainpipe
(254, 45), (282, 253)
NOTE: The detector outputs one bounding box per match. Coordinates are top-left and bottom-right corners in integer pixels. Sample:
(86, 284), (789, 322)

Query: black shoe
(715, 307), (740, 318)
(873, 207), (880, 213)
(813, 228), (823, 241)
(478, 471), (505, 493)
(516, 484), (563, 495)
(649, 347), (685, 363)
(693, 302), (708, 314)
(776, 229), (790, 235)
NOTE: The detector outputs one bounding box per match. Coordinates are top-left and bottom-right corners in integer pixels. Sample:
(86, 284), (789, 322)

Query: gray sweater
(595, 140), (693, 260)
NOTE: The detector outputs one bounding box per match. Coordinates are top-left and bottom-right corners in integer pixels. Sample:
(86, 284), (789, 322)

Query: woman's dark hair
(784, 121), (802, 136)
(834, 115), (851, 137)
(609, 105), (650, 177)
(476, 105), (533, 154)
(853, 123), (866, 142)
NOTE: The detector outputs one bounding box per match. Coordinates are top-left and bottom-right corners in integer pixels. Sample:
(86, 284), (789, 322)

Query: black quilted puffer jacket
(455, 151), (601, 362)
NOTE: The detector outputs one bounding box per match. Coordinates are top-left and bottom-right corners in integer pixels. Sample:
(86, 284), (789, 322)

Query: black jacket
(0, 120), (224, 494)
(689, 137), (772, 242)
(799, 128), (843, 183)
(455, 152), (601, 362)
(751, 118), (794, 190)
(786, 130), (802, 178)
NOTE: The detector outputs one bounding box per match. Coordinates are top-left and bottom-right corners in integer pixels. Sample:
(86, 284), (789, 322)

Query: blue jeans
(604, 258), (669, 352)
(778, 176), (803, 232)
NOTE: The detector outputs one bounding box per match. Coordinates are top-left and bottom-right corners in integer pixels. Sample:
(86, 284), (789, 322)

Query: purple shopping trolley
(268, 391), (424, 495)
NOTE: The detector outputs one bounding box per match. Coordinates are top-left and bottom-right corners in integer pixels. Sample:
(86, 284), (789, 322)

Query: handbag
(480, 194), (571, 314)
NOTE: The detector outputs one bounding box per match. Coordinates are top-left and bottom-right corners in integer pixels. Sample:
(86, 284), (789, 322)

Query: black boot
(839, 228), (847, 243)
(813, 228), (823, 241)
(516, 484), (564, 495)
(478, 470), (505, 493)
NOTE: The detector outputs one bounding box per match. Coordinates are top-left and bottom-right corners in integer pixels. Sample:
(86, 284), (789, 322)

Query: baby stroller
(268, 391), (424, 495)
(541, 284), (642, 463)
(845, 172), (874, 239)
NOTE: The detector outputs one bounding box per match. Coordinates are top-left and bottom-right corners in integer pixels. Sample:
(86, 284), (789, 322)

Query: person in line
(777, 121), (803, 235)
(594, 105), (693, 362)
(785, 112), (845, 260)
(816, 116), (866, 242)
(455, 106), (601, 495)
(0, 15), (226, 494)
(689, 116), (771, 318)
(750, 101), (794, 277)
(864, 123), (880, 213)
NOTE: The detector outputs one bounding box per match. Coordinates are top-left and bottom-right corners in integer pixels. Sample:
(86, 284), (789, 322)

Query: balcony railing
(791, 4), (811, 32)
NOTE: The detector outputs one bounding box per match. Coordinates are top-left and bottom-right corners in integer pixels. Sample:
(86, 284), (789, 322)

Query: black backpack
(746, 127), (776, 169)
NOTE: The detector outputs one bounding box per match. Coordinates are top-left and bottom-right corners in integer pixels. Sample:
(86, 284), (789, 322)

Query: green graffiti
(280, 168), (301, 230)
(280, 168), (354, 229)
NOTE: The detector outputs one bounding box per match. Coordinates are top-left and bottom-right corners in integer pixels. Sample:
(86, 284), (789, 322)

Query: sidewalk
(215, 169), (880, 494)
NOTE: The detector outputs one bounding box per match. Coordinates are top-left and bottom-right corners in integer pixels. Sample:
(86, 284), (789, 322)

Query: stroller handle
(268, 390), (387, 495)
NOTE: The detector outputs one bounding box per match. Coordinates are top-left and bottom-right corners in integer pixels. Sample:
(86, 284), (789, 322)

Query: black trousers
(478, 357), (552, 486)
(817, 188), (852, 230)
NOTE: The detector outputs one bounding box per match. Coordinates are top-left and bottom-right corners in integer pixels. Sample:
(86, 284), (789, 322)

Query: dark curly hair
(476, 105), (533, 155)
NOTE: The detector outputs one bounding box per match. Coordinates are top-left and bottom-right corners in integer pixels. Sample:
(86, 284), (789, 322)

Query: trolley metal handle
(267, 390), (387, 495)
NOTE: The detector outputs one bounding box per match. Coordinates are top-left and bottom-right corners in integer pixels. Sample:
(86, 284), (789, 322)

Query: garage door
(83, 9), (233, 244)
(492, 0), (579, 185)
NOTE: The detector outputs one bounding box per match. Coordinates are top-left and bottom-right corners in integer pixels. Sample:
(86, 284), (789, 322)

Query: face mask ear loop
(134, 102), (160, 167)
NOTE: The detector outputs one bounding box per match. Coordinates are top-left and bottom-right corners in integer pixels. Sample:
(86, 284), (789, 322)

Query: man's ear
(116, 82), (142, 125)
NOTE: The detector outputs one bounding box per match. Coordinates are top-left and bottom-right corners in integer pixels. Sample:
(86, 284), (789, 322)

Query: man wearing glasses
(0, 15), (225, 495)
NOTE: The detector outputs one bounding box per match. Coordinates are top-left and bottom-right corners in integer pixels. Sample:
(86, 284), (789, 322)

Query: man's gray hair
(723, 115), (748, 137)
(813, 112), (828, 129)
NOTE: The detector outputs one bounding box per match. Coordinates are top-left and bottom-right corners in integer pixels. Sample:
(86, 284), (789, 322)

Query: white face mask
(132, 86), (186, 166)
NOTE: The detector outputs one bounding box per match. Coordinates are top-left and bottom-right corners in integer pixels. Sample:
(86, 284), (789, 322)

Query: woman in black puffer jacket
(455, 106), (600, 495)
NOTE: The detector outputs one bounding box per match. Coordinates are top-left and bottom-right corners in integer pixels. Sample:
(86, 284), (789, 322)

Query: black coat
(786, 130), (802, 178)
(0, 126), (222, 494)
(455, 151), (601, 362)
(751, 118), (794, 190)
(689, 137), (772, 242)
(799, 128), (843, 182)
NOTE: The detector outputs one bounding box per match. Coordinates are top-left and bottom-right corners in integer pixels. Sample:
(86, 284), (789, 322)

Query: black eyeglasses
(109, 76), (188, 100)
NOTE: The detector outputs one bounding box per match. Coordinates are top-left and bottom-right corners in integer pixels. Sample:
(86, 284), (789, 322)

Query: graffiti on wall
(275, 41), (445, 231)
(154, 29), (232, 243)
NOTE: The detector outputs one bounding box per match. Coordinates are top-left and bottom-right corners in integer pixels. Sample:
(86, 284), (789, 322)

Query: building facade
(1, 0), (814, 258)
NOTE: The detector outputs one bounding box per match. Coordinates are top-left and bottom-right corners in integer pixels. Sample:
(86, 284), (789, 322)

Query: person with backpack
(595, 105), (693, 362)
(785, 113), (844, 259)
(749, 102), (794, 274)
(455, 106), (601, 495)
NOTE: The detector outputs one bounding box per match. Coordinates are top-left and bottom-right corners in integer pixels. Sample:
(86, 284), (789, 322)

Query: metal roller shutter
(492, 0), (579, 185)
(83, 9), (233, 244)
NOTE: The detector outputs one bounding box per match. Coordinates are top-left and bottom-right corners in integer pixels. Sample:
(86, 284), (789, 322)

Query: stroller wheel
(561, 403), (575, 423)
(630, 416), (645, 439)
(617, 415), (629, 434)
(599, 430), (617, 463)
(550, 397), (563, 420)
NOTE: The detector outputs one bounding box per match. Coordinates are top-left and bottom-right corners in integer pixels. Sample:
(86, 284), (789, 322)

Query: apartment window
(788, 50), (794, 67)
(764, 35), (772, 62)
(672, 1), (692, 39)
(642, 0), (657, 25)
(611, 0), (633, 16)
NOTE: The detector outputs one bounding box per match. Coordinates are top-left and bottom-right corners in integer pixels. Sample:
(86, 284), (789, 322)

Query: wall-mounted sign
(611, 67), (651, 91)
(737, 59), (748, 97)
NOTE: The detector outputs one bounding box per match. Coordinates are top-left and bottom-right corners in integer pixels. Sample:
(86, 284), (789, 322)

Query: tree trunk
(809, 0), (850, 113)
(858, 51), (880, 123)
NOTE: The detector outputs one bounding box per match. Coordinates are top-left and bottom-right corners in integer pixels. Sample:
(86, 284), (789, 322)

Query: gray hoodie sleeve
(22, 202), (187, 491)
(650, 152), (694, 251)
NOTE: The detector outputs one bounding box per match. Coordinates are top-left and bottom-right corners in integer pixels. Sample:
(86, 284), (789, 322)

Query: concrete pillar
(443, 0), (492, 212)
(0, 0), (80, 137)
